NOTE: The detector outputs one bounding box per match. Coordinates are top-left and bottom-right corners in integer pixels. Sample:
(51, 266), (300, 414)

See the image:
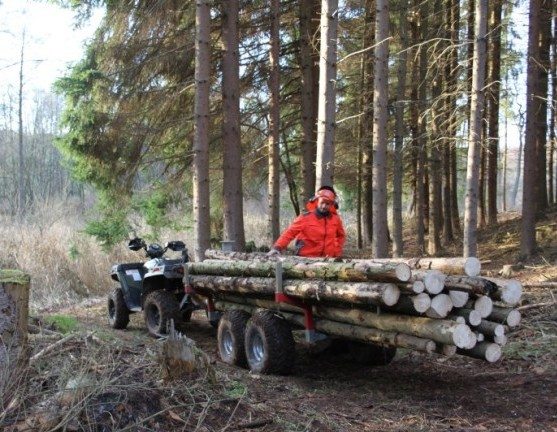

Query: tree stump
(0, 269), (30, 368)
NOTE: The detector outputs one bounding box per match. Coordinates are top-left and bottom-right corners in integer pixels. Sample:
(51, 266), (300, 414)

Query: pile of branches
(186, 250), (523, 363)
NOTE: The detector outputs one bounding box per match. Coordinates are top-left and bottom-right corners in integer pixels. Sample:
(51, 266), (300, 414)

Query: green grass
(224, 380), (247, 398)
(44, 314), (79, 334)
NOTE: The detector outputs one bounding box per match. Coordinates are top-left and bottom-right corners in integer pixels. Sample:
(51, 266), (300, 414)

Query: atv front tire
(143, 291), (180, 336)
(108, 288), (130, 329)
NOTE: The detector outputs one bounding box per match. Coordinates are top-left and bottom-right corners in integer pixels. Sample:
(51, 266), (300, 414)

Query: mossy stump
(0, 269), (31, 367)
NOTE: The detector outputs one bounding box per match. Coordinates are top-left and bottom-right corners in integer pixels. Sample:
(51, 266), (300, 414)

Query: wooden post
(0, 269), (30, 368)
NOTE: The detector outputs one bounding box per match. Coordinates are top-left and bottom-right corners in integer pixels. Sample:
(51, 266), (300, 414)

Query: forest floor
(2, 210), (557, 432)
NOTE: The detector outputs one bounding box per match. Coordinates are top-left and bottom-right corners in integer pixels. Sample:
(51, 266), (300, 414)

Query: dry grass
(0, 200), (136, 311)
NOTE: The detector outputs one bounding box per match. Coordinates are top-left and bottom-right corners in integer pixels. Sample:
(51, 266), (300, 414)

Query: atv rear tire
(348, 341), (397, 366)
(108, 288), (130, 329)
(218, 310), (250, 367)
(143, 291), (180, 336)
(244, 310), (295, 374)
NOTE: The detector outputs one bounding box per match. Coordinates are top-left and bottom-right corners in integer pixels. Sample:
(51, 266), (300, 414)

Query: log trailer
(183, 251), (522, 375)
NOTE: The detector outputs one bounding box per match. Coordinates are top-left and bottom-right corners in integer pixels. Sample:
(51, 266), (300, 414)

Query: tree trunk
(522, 0), (542, 256)
(192, 0), (212, 261)
(222, 0), (245, 251)
(511, 108), (525, 209)
(393, 0), (408, 257)
(315, 0), (338, 187)
(463, 0), (487, 257)
(0, 270), (30, 368)
(268, 0), (281, 242)
(299, 0), (319, 201)
(486, 0), (502, 225)
(372, 0), (390, 258)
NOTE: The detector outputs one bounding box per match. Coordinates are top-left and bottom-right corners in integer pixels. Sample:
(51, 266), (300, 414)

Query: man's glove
(267, 248), (281, 257)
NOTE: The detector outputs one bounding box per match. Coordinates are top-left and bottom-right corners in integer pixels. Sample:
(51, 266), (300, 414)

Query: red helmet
(316, 188), (336, 203)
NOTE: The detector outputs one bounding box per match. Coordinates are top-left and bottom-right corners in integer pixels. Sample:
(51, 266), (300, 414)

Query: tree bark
(315, 0), (338, 186)
(192, 0), (212, 261)
(268, 0), (281, 243)
(222, 0), (245, 251)
(17, 29), (26, 220)
(463, 0), (487, 257)
(369, 256), (481, 277)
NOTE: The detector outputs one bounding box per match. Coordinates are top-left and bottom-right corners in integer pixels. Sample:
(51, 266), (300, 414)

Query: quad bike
(107, 237), (197, 336)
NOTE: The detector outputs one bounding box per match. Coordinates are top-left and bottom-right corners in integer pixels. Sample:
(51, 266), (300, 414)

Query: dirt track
(51, 299), (555, 432)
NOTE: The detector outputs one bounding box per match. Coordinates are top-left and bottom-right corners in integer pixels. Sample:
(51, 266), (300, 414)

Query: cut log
(214, 300), (436, 353)
(204, 249), (340, 262)
(448, 290), (470, 308)
(475, 332), (485, 342)
(365, 257), (481, 277)
(484, 278), (523, 306)
(476, 320), (505, 337)
(465, 295), (493, 318)
(457, 342), (502, 363)
(410, 270), (446, 294)
(189, 275), (400, 307)
(0, 269), (30, 368)
(425, 294), (453, 319)
(188, 260), (412, 282)
(189, 275), (275, 295)
(449, 308), (482, 326)
(282, 280), (401, 307)
(312, 305), (474, 348)
(488, 306), (521, 328)
(444, 275), (497, 296)
(387, 293), (431, 314)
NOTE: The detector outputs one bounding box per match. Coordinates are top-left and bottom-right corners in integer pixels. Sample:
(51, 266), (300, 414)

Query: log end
(501, 280), (523, 305)
(468, 310), (482, 326)
(484, 343), (502, 363)
(412, 293), (432, 313)
(395, 263), (412, 282)
(383, 284), (401, 307)
(452, 324), (473, 349)
(426, 294), (453, 319)
(449, 290), (470, 308)
(506, 309), (522, 328)
(474, 295), (494, 318)
(423, 270), (445, 295)
(464, 257), (481, 277)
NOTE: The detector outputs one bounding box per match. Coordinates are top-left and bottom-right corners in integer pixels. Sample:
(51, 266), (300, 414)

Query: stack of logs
(186, 250), (522, 363)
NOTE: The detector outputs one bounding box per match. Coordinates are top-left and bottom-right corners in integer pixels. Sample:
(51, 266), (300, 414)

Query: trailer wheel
(108, 288), (130, 329)
(244, 310), (295, 374)
(143, 291), (179, 336)
(348, 341), (397, 366)
(218, 310), (250, 367)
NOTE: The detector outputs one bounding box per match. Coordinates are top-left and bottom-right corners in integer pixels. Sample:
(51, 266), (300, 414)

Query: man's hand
(267, 248), (281, 257)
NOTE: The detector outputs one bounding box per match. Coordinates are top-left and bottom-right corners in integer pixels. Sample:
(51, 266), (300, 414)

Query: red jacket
(273, 201), (346, 257)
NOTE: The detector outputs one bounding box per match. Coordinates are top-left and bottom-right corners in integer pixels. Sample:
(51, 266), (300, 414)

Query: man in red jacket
(268, 186), (346, 258)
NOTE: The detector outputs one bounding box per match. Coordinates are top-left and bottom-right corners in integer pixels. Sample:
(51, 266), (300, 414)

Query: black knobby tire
(244, 310), (295, 374)
(143, 290), (180, 336)
(108, 288), (130, 329)
(217, 310), (250, 367)
(348, 341), (397, 366)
